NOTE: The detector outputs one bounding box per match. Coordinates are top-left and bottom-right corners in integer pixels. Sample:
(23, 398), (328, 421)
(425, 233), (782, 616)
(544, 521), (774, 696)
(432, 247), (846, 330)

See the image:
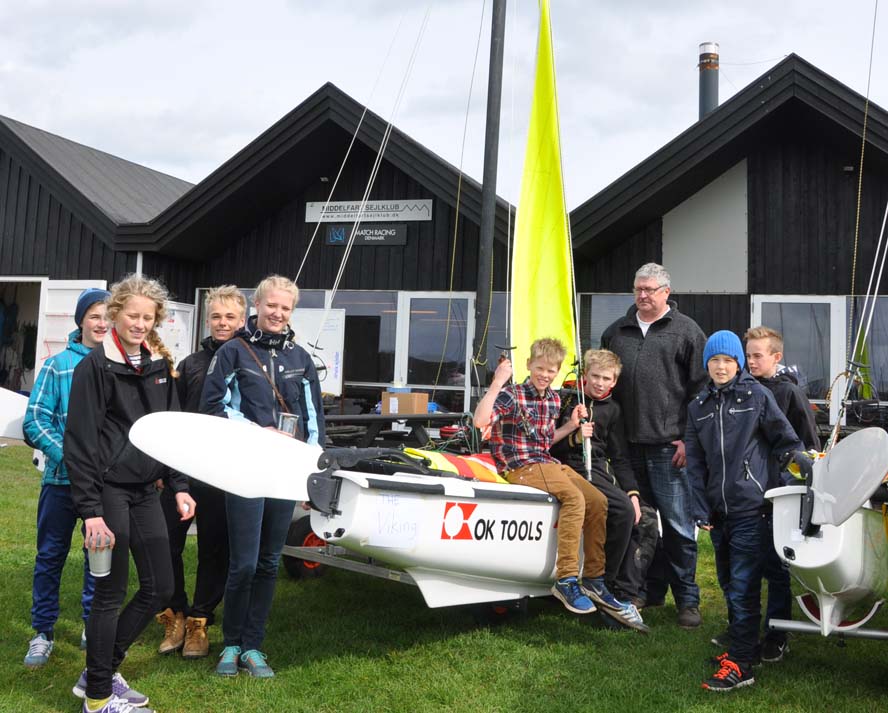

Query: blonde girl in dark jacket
(66, 274), (196, 713)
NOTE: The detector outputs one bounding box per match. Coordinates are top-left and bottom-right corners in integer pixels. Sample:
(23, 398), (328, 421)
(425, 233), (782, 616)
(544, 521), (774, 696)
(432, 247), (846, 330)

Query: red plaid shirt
(489, 379), (560, 474)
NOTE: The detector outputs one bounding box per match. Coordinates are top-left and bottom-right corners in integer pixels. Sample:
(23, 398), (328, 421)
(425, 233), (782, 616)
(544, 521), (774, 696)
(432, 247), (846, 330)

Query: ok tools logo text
(440, 501), (545, 542)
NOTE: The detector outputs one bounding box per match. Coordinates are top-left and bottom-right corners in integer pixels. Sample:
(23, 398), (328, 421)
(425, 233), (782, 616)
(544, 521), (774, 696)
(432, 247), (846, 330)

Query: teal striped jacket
(23, 330), (91, 486)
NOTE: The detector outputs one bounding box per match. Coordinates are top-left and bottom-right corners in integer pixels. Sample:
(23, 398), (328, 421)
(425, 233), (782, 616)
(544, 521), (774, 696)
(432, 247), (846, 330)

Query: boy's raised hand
(571, 404), (590, 428)
(493, 358), (513, 387)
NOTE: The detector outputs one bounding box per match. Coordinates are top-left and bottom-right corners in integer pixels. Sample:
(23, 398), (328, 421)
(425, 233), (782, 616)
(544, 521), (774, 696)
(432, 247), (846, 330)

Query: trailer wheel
(283, 517), (327, 579)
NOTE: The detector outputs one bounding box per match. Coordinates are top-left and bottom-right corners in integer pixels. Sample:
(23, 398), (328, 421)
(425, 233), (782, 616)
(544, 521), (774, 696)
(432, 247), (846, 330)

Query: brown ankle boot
(156, 608), (185, 654)
(182, 616), (209, 659)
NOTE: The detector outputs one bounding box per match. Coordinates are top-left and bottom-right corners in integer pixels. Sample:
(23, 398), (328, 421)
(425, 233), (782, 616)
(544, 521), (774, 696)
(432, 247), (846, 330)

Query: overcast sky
(1, 0), (886, 208)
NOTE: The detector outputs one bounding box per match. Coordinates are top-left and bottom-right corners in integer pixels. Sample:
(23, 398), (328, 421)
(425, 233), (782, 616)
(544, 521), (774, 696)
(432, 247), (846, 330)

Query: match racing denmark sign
(306, 199), (432, 223)
(326, 224), (407, 246)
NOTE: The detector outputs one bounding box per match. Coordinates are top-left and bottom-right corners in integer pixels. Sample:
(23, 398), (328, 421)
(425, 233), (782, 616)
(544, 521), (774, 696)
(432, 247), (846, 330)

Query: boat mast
(472, 0), (507, 397)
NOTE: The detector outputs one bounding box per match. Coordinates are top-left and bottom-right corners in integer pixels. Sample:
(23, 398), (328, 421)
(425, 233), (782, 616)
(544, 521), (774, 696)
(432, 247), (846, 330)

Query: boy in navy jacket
(686, 331), (802, 692)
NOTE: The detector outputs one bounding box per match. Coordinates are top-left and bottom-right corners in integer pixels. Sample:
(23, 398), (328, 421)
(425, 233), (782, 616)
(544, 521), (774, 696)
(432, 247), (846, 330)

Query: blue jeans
(718, 512), (791, 645)
(710, 514), (766, 665)
(223, 494), (295, 651)
(629, 444), (699, 608)
(31, 484), (95, 633)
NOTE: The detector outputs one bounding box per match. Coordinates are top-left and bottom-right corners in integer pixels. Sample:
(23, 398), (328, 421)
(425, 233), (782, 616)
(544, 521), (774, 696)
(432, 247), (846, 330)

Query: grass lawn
(1, 443), (886, 712)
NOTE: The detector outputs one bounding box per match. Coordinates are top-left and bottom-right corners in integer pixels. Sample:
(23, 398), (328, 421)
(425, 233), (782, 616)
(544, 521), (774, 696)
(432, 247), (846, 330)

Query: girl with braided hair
(65, 273), (196, 713)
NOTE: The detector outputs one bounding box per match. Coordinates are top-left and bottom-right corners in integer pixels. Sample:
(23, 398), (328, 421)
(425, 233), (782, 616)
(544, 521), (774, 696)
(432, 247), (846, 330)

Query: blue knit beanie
(703, 330), (745, 370)
(74, 288), (110, 328)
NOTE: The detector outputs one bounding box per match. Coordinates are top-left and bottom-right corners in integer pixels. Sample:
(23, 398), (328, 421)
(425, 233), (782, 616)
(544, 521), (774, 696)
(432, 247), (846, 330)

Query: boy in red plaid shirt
(474, 338), (638, 625)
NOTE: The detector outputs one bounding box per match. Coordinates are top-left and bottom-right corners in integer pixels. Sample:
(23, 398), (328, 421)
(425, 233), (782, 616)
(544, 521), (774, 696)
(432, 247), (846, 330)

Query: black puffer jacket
(552, 389), (639, 494)
(685, 371), (802, 523)
(65, 333), (187, 520)
(600, 301), (708, 445)
(200, 316), (326, 446)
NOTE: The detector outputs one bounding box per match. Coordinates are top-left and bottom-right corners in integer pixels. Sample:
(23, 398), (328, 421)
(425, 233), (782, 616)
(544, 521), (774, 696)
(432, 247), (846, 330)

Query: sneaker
(81, 628), (88, 650)
(678, 606), (702, 629)
(611, 601), (651, 634)
(701, 656), (755, 692)
(551, 577), (597, 614)
(155, 607), (185, 654)
(24, 632), (53, 668)
(182, 616), (209, 659)
(215, 646), (241, 677)
(580, 577), (624, 614)
(708, 649), (762, 668)
(72, 670), (148, 707)
(238, 649), (274, 678)
(710, 629), (730, 647)
(81, 695), (155, 713)
(761, 637), (790, 663)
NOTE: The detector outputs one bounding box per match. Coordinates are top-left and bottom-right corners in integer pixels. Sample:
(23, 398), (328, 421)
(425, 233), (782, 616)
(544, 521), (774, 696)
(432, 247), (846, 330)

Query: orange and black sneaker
(702, 656), (755, 692)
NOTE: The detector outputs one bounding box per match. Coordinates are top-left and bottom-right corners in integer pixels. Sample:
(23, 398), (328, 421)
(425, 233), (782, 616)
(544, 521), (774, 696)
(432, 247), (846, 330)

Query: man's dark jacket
(552, 389), (639, 495)
(685, 371), (803, 523)
(600, 301), (708, 445)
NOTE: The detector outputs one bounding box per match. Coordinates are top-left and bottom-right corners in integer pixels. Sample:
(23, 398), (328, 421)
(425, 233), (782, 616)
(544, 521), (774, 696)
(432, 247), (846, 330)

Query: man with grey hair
(600, 262), (708, 628)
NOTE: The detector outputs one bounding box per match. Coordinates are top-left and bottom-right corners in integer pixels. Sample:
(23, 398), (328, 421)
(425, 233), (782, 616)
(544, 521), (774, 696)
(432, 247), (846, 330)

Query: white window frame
(751, 295), (846, 425)
(395, 291), (475, 411)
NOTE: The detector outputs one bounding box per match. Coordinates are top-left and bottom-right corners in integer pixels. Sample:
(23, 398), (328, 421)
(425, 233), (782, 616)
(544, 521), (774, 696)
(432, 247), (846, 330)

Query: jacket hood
(697, 370), (758, 404)
(67, 329), (92, 357)
(767, 367), (800, 386)
(200, 335), (226, 354)
(238, 315), (297, 350)
(101, 331), (162, 366)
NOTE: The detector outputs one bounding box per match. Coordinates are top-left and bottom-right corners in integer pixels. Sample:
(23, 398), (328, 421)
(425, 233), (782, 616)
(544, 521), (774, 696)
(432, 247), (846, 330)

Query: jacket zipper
(718, 395), (728, 515)
(744, 459), (764, 493)
(270, 348), (278, 417)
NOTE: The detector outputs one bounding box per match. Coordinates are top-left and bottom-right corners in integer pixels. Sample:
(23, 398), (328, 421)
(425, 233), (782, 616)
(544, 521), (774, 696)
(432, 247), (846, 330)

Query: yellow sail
(509, 0), (575, 386)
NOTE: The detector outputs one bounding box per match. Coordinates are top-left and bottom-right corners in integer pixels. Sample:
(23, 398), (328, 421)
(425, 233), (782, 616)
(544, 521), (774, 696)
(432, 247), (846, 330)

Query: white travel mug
(86, 535), (113, 578)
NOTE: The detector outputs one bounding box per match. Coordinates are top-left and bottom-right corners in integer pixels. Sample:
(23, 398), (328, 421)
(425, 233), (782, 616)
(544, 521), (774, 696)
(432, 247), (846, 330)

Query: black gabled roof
(569, 54), (888, 258)
(0, 84), (513, 260)
(0, 115), (193, 228)
(116, 82), (515, 258)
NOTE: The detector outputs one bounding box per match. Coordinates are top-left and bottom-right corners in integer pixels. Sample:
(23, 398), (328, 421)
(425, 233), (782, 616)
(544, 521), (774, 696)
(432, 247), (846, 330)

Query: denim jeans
(223, 494), (295, 651)
(32, 484), (95, 633)
(629, 444), (700, 608)
(86, 483), (173, 700)
(710, 514), (766, 664)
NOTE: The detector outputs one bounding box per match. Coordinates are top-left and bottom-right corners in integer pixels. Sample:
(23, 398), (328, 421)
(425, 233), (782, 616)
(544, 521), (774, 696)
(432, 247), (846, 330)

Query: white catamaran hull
(309, 469), (559, 607)
(766, 427), (888, 638)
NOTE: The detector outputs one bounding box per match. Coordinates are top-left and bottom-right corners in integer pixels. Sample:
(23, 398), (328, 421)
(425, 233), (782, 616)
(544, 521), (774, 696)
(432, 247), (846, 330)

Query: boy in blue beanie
(22, 287), (109, 667)
(686, 330), (802, 691)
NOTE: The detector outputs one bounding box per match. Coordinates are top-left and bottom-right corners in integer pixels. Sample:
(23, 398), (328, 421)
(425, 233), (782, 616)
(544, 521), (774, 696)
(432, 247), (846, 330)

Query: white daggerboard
(129, 412), (323, 501)
(812, 427), (888, 526)
(0, 387), (28, 439)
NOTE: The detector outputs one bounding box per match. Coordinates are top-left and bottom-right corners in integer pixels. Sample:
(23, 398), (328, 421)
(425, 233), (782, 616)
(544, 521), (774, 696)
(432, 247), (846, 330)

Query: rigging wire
(308, 6), (432, 353)
(430, 0), (488, 407)
(845, 0), (881, 363)
(826, 0), (881, 450)
(295, 12), (407, 285)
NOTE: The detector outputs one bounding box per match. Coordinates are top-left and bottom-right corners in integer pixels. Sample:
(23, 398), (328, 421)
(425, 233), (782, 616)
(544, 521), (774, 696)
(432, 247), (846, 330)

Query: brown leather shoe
(156, 608), (185, 654)
(182, 616), (209, 659)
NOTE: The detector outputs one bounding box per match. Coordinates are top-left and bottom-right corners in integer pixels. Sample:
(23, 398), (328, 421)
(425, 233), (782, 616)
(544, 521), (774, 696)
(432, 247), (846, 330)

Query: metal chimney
(698, 42), (719, 119)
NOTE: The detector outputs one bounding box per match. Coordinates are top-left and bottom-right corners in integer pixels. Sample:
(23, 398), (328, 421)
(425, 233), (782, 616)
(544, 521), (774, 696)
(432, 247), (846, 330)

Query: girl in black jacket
(66, 274), (196, 713)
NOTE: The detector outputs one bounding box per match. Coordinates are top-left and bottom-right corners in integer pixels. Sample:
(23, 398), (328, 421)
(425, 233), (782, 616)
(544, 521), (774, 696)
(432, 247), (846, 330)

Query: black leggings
(85, 482), (173, 700)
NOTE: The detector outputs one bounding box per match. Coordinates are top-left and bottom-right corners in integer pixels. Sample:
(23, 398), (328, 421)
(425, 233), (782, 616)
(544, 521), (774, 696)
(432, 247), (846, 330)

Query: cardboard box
(381, 391), (428, 415)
